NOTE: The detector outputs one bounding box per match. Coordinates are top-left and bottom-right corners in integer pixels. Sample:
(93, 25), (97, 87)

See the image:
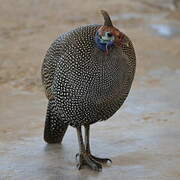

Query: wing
(117, 35), (136, 105)
(121, 35), (136, 75)
(41, 36), (64, 100)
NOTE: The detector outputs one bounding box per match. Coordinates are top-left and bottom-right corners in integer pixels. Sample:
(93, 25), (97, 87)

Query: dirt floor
(0, 0), (180, 179)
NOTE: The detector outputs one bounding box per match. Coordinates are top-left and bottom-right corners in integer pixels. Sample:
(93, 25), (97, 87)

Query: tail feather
(44, 100), (68, 144)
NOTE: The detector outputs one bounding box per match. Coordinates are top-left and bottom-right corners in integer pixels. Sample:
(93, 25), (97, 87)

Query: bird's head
(95, 10), (127, 54)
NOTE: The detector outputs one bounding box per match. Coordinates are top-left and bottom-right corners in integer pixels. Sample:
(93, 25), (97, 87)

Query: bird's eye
(107, 32), (112, 37)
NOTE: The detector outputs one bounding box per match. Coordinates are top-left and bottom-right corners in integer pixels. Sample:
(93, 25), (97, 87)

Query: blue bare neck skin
(95, 32), (114, 52)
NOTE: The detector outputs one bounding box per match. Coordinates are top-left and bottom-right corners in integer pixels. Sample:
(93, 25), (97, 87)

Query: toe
(86, 156), (102, 171)
(90, 155), (112, 164)
(77, 163), (82, 170)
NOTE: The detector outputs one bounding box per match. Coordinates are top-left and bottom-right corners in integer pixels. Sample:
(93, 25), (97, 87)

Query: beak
(105, 41), (113, 55)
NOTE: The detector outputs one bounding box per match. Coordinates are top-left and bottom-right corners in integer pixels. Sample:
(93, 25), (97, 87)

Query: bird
(41, 10), (136, 171)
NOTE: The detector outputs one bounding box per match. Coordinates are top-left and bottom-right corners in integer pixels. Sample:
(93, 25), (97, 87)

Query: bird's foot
(76, 153), (112, 171)
(76, 153), (102, 171)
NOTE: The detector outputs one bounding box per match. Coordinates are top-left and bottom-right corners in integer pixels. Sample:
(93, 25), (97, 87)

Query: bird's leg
(76, 126), (85, 169)
(76, 126), (102, 171)
(84, 124), (112, 164)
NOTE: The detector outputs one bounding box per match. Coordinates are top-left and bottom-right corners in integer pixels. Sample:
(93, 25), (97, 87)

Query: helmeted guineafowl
(41, 10), (136, 171)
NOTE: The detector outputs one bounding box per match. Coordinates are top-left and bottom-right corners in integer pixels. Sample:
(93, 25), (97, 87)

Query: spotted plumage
(41, 10), (136, 170)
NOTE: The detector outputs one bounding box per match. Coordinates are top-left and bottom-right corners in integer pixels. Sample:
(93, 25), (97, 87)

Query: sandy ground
(1, 0), (180, 179)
